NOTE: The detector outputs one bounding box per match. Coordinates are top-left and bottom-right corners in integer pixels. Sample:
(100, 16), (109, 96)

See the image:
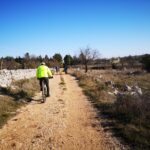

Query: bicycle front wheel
(42, 80), (46, 103)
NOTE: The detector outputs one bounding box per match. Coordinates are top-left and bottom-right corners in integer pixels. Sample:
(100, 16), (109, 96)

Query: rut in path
(0, 75), (124, 150)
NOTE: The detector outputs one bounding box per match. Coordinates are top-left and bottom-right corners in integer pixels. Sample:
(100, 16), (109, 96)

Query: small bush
(114, 94), (141, 122)
(12, 77), (39, 98)
(112, 93), (150, 149)
(141, 54), (150, 72)
(59, 76), (65, 85)
(114, 93), (150, 126)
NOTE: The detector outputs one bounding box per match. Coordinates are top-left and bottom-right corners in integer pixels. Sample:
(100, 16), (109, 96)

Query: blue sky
(0, 0), (150, 58)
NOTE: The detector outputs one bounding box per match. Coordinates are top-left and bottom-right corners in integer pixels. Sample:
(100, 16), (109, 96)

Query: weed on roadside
(72, 70), (150, 150)
(0, 77), (40, 128)
(59, 76), (65, 86)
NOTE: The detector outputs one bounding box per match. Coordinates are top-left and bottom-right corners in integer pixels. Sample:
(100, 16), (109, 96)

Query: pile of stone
(0, 69), (36, 87)
(106, 80), (143, 96)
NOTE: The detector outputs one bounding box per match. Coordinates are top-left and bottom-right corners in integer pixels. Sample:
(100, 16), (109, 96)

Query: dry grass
(12, 77), (40, 98)
(71, 69), (150, 150)
(0, 77), (40, 128)
(0, 95), (21, 128)
(59, 75), (67, 91)
(59, 76), (65, 85)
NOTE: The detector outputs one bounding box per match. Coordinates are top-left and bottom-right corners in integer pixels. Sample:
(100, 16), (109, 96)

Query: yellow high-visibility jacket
(36, 65), (52, 78)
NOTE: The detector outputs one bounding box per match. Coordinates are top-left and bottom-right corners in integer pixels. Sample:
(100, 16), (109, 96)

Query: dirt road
(0, 75), (125, 150)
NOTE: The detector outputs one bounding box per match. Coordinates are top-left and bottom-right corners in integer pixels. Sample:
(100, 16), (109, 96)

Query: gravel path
(0, 75), (127, 150)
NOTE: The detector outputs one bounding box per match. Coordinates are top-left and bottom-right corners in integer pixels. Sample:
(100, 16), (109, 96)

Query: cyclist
(36, 62), (53, 97)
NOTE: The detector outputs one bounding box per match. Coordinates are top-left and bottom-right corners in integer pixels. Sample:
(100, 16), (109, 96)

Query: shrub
(141, 54), (150, 72)
(114, 93), (150, 126)
(113, 93), (150, 149)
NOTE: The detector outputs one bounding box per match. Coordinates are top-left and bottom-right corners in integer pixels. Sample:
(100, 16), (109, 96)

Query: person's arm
(47, 67), (53, 78)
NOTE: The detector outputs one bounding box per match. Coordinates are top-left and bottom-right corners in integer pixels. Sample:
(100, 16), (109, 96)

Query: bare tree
(79, 46), (100, 73)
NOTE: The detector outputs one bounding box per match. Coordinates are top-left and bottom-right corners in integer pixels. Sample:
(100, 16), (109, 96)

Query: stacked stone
(0, 69), (36, 87)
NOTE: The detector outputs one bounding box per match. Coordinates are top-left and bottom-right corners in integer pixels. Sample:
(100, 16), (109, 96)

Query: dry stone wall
(0, 69), (36, 87)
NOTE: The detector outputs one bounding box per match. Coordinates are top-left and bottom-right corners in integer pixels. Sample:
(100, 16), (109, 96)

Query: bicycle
(41, 79), (47, 103)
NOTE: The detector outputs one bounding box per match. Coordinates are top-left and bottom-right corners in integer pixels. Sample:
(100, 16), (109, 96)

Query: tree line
(0, 47), (150, 72)
(0, 47), (99, 71)
(0, 53), (73, 70)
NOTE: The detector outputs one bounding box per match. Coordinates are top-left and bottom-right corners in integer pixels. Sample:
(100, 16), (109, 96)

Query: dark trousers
(39, 77), (49, 96)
